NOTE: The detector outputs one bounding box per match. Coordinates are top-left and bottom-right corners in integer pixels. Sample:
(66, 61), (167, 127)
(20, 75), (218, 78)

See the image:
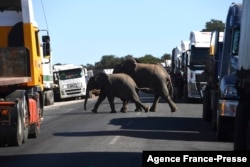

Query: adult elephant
(113, 58), (177, 112)
(84, 72), (149, 113)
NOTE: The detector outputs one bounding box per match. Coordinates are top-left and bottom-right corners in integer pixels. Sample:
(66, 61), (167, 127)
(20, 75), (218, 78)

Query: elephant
(84, 72), (150, 113)
(113, 58), (177, 112)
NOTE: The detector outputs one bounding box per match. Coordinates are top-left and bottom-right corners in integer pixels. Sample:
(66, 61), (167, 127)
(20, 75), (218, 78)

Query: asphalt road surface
(0, 93), (233, 167)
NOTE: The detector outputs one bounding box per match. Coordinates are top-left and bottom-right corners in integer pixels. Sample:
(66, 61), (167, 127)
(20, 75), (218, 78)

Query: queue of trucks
(171, 1), (249, 150)
(171, 31), (210, 101)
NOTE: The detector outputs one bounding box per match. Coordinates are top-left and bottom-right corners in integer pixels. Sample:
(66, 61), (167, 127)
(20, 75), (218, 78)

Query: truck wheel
(202, 88), (211, 121)
(45, 90), (54, 106)
(20, 97), (29, 143)
(217, 116), (234, 141)
(183, 83), (189, 103)
(211, 93), (218, 131)
(9, 105), (24, 146)
(234, 102), (248, 150)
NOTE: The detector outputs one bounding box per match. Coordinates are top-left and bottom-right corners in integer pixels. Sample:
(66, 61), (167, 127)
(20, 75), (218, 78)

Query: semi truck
(185, 31), (211, 100)
(0, 0), (52, 146)
(171, 32), (210, 102)
(202, 31), (224, 130)
(234, 0), (250, 150)
(203, 2), (242, 141)
(170, 41), (190, 99)
(171, 46), (183, 99)
(53, 64), (88, 101)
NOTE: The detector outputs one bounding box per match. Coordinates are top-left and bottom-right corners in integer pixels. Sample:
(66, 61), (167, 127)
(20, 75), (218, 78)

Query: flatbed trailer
(0, 0), (52, 146)
(0, 77), (31, 86)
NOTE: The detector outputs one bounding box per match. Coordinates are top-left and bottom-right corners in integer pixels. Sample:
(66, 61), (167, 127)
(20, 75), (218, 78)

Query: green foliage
(94, 55), (122, 70)
(161, 53), (171, 61)
(137, 54), (161, 63)
(85, 53), (168, 71)
(201, 19), (225, 32)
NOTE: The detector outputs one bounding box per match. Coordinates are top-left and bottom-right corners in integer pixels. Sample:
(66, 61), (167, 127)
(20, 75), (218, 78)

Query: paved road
(0, 94), (233, 167)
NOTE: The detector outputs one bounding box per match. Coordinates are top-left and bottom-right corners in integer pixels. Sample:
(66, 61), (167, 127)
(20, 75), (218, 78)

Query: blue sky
(33, 0), (242, 65)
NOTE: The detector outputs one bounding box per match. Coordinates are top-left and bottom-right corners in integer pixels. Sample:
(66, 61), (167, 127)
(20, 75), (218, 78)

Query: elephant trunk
(84, 87), (90, 111)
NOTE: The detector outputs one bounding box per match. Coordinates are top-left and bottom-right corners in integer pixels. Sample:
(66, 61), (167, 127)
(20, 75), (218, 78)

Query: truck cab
(185, 31), (211, 100)
(203, 3), (242, 141)
(216, 3), (242, 141)
(53, 64), (87, 101)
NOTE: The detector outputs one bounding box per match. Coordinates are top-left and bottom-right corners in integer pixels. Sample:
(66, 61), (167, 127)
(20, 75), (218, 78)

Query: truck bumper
(219, 99), (238, 117)
(217, 99), (238, 141)
(187, 82), (206, 98)
(60, 88), (86, 99)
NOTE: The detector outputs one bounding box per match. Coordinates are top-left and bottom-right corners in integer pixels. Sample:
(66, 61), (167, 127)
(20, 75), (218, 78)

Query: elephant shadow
(108, 117), (216, 142)
(54, 116), (218, 142)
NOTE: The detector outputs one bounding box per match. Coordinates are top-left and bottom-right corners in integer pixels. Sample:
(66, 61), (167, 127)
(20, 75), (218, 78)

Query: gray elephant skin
(113, 58), (177, 112)
(84, 72), (149, 113)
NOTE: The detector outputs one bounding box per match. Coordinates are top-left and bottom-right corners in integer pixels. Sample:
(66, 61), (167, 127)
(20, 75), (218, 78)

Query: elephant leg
(150, 95), (160, 112)
(107, 95), (116, 113)
(134, 89), (142, 112)
(120, 99), (128, 113)
(162, 90), (177, 112)
(134, 100), (149, 113)
(92, 93), (106, 113)
(134, 103), (142, 112)
(131, 95), (149, 113)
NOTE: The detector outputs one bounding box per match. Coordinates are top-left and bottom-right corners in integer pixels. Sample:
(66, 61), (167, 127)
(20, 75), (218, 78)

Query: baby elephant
(84, 72), (149, 113)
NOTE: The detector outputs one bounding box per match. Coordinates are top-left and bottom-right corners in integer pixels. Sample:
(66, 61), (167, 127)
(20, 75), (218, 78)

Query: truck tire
(217, 116), (234, 141)
(183, 83), (189, 103)
(202, 88), (211, 121)
(20, 97), (29, 143)
(9, 104), (24, 146)
(234, 101), (249, 150)
(45, 90), (54, 106)
(211, 93), (218, 131)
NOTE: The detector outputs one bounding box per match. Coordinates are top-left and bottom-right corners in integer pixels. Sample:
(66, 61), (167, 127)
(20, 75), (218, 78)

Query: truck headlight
(77, 82), (82, 87)
(219, 100), (238, 117)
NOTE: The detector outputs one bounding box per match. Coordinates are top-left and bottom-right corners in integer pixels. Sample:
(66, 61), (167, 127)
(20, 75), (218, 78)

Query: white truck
(53, 64), (88, 101)
(184, 31), (211, 100)
(42, 53), (55, 106)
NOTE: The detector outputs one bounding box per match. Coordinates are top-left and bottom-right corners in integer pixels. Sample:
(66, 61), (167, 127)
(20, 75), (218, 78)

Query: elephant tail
(167, 77), (174, 99)
(136, 87), (153, 94)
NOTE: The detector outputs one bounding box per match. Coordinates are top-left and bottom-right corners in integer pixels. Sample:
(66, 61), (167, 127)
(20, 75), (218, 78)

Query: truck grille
(65, 88), (82, 95)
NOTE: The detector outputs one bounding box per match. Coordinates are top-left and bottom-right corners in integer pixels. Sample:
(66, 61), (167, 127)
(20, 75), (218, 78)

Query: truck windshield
(189, 47), (209, 70)
(59, 68), (83, 80)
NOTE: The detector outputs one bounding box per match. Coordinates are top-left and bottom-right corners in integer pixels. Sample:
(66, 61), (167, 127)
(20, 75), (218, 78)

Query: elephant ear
(121, 59), (136, 75)
(113, 64), (122, 73)
(95, 72), (108, 88)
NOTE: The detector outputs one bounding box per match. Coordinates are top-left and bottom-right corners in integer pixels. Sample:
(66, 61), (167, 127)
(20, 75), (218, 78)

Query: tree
(161, 53), (171, 61)
(137, 54), (161, 63)
(85, 63), (95, 71)
(201, 19), (225, 32)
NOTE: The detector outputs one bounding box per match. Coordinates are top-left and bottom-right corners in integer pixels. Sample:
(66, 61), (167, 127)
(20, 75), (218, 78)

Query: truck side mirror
(42, 35), (51, 58)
